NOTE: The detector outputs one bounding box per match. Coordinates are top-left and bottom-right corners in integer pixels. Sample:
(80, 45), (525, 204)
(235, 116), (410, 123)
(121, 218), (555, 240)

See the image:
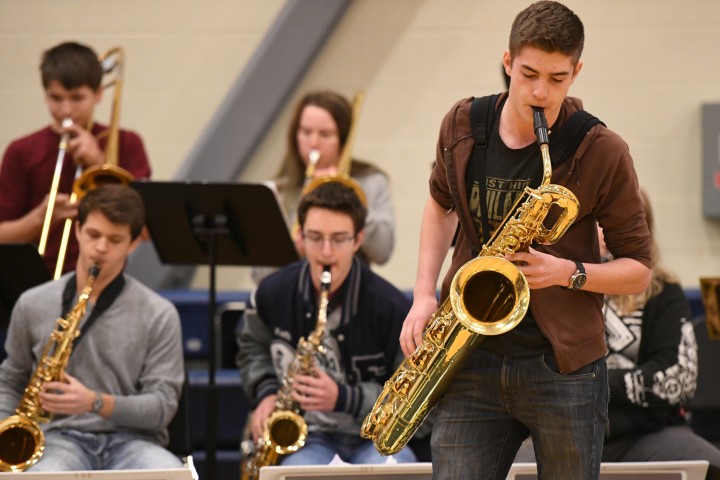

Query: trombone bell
(73, 164), (134, 199)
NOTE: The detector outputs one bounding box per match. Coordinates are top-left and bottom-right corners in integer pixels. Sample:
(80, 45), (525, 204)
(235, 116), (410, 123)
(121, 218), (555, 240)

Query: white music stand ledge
(257, 461), (710, 480)
(0, 468), (195, 480)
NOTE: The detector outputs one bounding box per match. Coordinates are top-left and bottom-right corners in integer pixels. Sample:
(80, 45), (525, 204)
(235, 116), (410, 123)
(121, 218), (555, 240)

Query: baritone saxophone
(240, 265), (332, 480)
(0, 263), (100, 472)
(361, 107), (580, 455)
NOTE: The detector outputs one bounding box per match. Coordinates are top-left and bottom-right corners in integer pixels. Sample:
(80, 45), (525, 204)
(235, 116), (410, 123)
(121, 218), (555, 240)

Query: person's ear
(94, 85), (104, 105)
(127, 234), (141, 256)
(502, 50), (513, 78)
(572, 60), (583, 80)
(353, 229), (365, 252)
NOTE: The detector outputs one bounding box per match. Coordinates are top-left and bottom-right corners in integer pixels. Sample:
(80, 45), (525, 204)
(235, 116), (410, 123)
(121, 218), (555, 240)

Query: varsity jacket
(429, 93), (652, 373)
(238, 258), (410, 434)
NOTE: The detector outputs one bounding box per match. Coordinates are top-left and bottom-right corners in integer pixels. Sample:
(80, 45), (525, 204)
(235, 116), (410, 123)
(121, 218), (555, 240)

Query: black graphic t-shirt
(465, 110), (551, 356)
(466, 126), (543, 241)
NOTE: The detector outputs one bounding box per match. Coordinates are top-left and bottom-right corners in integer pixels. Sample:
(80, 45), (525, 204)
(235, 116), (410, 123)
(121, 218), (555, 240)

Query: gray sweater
(0, 274), (184, 446)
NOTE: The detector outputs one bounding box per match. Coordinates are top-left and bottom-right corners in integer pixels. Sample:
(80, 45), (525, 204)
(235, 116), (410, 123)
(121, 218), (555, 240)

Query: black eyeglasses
(302, 231), (355, 249)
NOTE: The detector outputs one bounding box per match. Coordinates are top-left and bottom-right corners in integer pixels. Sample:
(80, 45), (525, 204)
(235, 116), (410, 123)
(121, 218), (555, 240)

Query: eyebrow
(520, 64), (571, 78)
(305, 229), (353, 237)
(86, 228), (127, 241)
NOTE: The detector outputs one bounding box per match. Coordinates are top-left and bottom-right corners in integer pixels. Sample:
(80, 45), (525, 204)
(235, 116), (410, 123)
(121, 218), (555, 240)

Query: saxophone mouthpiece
(88, 262), (101, 279)
(532, 107), (549, 146)
(320, 265), (332, 291)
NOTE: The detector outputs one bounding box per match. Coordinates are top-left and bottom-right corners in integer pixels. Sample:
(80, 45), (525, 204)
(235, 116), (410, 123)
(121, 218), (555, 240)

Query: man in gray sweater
(0, 184), (184, 471)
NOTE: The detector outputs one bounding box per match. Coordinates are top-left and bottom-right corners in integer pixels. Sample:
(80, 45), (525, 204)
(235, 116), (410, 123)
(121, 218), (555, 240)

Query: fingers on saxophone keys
(400, 330), (418, 357)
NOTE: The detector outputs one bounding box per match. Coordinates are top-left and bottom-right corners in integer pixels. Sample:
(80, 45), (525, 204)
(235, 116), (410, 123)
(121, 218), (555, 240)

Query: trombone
(38, 46), (135, 279)
(37, 118), (73, 260)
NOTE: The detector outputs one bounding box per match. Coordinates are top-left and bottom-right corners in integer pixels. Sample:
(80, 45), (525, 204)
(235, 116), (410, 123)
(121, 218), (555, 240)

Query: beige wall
(2, 0), (719, 292)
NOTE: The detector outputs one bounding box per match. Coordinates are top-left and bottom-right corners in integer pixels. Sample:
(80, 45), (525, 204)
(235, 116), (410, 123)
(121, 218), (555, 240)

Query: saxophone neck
(532, 107), (552, 186)
(309, 266), (332, 342)
(75, 262), (101, 304)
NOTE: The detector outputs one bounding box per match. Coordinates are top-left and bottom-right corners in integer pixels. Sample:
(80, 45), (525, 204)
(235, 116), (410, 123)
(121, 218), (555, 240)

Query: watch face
(572, 273), (586, 289)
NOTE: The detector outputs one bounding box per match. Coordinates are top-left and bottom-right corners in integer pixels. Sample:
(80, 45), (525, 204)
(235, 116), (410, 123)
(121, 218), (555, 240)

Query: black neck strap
(61, 272), (126, 346)
(470, 94), (502, 245)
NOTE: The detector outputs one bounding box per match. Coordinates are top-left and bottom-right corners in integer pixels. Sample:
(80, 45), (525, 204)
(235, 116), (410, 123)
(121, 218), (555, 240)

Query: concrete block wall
(1, 0), (719, 293)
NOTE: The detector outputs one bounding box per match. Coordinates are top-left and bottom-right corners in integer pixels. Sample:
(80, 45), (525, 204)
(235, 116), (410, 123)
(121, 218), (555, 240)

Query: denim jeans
(431, 349), (608, 480)
(280, 431), (417, 465)
(30, 429), (183, 471)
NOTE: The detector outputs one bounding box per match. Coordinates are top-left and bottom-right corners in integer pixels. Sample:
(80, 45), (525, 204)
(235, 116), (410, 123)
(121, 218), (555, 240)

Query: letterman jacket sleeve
(237, 307), (280, 408)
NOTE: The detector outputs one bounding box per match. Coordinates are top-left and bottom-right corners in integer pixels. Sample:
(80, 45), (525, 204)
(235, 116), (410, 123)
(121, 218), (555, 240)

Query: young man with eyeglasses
(237, 181), (417, 465)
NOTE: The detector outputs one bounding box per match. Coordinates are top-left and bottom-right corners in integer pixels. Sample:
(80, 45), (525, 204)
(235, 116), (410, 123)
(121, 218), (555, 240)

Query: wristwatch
(91, 391), (104, 414)
(568, 261), (586, 290)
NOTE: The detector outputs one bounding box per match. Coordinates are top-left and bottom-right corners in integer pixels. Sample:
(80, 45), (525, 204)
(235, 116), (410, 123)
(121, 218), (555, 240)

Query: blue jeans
(30, 429), (183, 471)
(431, 349), (608, 480)
(280, 431), (417, 465)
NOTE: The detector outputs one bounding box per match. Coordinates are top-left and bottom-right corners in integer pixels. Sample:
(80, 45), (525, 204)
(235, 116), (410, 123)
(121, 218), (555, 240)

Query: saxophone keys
(391, 366), (418, 397)
(408, 342), (437, 370)
(424, 313), (452, 344)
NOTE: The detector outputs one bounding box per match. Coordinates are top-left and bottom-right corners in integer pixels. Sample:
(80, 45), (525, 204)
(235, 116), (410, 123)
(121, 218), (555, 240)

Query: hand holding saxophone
(290, 367), (339, 411)
(38, 373), (96, 417)
(505, 246), (576, 290)
(399, 293), (439, 357)
(250, 394), (278, 441)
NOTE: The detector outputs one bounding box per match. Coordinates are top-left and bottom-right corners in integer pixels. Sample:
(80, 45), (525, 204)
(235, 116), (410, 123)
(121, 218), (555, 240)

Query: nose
(58, 99), (73, 118)
(321, 238), (334, 255)
(532, 80), (549, 101)
(309, 131), (323, 148)
(95, 237), (108, 253)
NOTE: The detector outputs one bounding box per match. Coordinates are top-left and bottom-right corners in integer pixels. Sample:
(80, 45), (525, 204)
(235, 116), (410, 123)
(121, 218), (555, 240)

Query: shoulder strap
(469, 94), (500, 245)
(61, 272), (126, 348)
(470, 94), (499, 147)
(549, 110), (605, 166)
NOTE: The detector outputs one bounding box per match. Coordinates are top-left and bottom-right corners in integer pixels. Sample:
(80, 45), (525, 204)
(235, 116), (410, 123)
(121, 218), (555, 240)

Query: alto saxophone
(0, 263), (101, 472)
(241, 265), (332, 480)
(361, 107), (580, 455)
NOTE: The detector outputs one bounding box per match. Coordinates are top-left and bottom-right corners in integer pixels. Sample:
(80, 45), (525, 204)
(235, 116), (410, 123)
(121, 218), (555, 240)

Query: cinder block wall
(2, 0), (719, 292)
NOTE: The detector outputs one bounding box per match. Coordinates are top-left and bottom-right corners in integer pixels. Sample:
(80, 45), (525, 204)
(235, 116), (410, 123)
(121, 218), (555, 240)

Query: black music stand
(131, 181), (298, 480)
(0, 244), (52, 329)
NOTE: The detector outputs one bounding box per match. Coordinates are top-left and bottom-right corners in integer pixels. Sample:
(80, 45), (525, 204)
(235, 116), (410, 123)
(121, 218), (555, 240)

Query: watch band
(573, 260), (585, 275)
(91, 391), (104, 414)
(569, 261), (586, 290)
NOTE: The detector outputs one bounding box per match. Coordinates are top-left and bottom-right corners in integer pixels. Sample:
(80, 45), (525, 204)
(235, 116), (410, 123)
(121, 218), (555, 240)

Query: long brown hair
(274, 90), (352, 190)
(607, 188), (676, 315)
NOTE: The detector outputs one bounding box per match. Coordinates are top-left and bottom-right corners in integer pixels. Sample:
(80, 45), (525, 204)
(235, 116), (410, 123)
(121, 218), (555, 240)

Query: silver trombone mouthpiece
(309, 150), (320, 165)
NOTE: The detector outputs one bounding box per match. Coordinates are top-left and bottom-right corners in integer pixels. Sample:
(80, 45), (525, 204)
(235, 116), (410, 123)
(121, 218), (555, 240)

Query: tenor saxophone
(241, 265), (332, 480)
(0, 263), (101, 472)
(361, 107), (580, 455)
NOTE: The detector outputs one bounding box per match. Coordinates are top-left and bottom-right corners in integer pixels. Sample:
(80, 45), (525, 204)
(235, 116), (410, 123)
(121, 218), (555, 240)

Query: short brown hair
(77, 185), (145, 240)
(298, 181), (366, 235)
(40, 41), (103, 90)
(509, 1), (584, 65)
